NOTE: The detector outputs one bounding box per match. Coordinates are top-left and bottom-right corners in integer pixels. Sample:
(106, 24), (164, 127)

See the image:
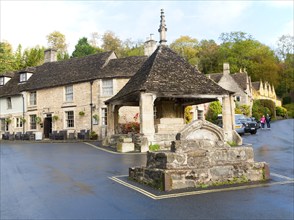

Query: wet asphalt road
(1, 119), (293, 220)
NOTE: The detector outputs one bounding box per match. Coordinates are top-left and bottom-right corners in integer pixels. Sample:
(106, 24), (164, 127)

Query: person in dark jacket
(265, 114), (271, 129)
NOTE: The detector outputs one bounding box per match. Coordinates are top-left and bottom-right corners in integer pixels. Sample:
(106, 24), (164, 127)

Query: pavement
(1, 119), (293, 219)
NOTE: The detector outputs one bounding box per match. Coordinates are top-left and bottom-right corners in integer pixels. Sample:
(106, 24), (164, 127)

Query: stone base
(117, 142), (135, 153)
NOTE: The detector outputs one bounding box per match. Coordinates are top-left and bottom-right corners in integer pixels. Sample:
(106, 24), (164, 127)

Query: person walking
(260, 115), (266, 129)
(265, 114), (271, 129)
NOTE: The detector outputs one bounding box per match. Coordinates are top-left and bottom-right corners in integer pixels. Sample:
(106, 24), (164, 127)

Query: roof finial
(158, 9), (167, 45)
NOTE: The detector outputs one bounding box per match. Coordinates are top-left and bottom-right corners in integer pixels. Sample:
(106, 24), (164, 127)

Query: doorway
(44, 114), (52, 138)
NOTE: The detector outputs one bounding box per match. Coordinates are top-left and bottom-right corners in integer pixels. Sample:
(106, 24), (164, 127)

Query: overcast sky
(1, 0), (293, 54)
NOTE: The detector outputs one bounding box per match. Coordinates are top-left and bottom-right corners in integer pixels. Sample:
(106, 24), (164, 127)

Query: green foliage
(46, 31), (67, 53)
(79, 111), (85, 116)
(170, 35), (200, 65)
(205, 101), (222, 123)
(52, 115), (59, 121)
(101, 31), (122, 55)
(0, 41), (15, 74)
(149, 144), (160, 152)
(227, 141), (238, 147)
(283, 103), (294, 118)
(184, 106), (193, 124)
(90, 131), (98, 140)
(252, 99), (276, 120)
(235, 104), (250, 116)
(71, 37), (98, 58)
(276, 106), (287, 117)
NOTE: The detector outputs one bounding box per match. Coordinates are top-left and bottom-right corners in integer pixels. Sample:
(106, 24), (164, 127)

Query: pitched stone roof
(0, 72), (25, 97)
(207, 73), (223, 83)
(231, 72), (248, 90)
(23, 51), (114, 91)
(99, 56), (147, 79)
(106, 46), (229, 104)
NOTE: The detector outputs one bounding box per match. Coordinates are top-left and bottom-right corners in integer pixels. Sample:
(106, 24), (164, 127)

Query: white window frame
(7, 97), (12, 109)
(30, 91), (37, 106)
(30, 114), (37, 130)
(16, 117), (23, 128)
(65, 111), (74, 128)
(0, 119), (5, 131)
(101, 108), (107, 125)
(20, 73), (27, 82)
(102, 79), (113, 96)
(0, 77), (4, 86)
(65, 85), (73, 102)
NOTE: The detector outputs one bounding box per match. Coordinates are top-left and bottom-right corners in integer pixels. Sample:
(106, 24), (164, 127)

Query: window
(30, 115), (36, 130)
(102, 79), (113, 96)
(20, 73), (27, 82)
(7, 97), (12, 109)
(66, 111), (74, 127)
(30, 91), (37, 105)
(101, 108), (107, 125)
(65, 85), (73, 102)
(236, 96), (241, 102)
(0, 77), (4, 86)
(0, 119), (5, 131)
(16, 118), (23, 128)
(197, 110), (203, 120)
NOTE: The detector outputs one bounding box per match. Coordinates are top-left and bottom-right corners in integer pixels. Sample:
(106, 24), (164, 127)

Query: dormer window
(0, 77), (4, 86)
(20, 73), (27, 82)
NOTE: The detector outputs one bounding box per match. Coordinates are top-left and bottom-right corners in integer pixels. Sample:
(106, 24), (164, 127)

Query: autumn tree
(0, 41), (16, 74)
(46, 31), (69, 60)
(101, 31), (122, 56)
(170, 36), (200, 66)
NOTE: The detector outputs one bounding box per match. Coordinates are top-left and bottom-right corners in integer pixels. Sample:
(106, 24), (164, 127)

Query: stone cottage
(252, 80), (281, 106)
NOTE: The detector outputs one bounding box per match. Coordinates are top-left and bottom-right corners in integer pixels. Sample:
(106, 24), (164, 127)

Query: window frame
(101, 108), (107, 125)
(0, 119), (5, 131)
(0, 77), (4, 86)
(65, 111), (74, 128)
(7, 97), (12, 109)
(29, 91), (37, 106)
(15, 117), (23, 128)
(102, 79), (113, 96)
(65, 85), (73, 102)
(20, 73), (27, 82)
(30, 114), (37, 130)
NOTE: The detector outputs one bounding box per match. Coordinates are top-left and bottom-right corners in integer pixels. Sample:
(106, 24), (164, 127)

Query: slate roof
(106, 46), (229, 104)
(231, 72), (248, 90)
(207, 73), (223, 83)
(23, 51), (114, 91)
(0, 72), (25, 98)
(99, 56), (147, 79)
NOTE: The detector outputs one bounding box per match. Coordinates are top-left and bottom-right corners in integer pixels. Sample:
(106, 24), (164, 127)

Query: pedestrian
(260, 115), (266, 129)
(265, 114), (271, 129)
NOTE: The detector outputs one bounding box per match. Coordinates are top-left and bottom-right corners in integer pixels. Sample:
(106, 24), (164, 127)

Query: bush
(283, 103), (294, 118)
(119, 122), (140, 134)
(90, 131), (98, 140)
(184, 106), (193, 124)
(252, 99), (276, 120)
(205, 101), (222, 123)
(276, 106), (287, 117)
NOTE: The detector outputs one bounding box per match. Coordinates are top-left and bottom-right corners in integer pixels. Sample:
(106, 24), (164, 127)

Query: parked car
(216, 114), (258, 135)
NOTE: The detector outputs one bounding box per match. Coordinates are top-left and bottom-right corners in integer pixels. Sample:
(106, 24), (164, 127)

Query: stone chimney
(158, 9), (167, 45)
(223, 63), (230, 75)
(44, 48), (57, 63)
(144, 34), (157, 56)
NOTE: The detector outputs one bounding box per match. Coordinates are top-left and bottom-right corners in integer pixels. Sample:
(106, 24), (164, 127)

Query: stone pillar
(222, 95), (235, 142)
(107, 104), (119, 136)
(140, 93), (156, 139)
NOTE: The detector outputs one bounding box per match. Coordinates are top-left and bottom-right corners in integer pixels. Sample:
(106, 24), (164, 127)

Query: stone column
(222, 95), (235, 142)
(140, 93), (156, 139)
(107, 104), (119, 136)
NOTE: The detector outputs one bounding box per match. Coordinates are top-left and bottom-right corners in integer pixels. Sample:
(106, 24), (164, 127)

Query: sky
(0, 0), (293, 54)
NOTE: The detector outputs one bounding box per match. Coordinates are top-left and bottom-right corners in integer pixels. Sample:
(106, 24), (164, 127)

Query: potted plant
(93, 114), (99, 124)
(35, 116), (42, 124)
(52, 115), (59, 122)
(79, 111), (85, 116)
(5, 117), (12, 124)
(20, 117), (26, 124)
(90, 131), (98, 140)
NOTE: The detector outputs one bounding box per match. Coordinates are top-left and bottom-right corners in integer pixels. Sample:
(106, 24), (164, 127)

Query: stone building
(252, 80), (281, 106)
(0, 49), (147, 139)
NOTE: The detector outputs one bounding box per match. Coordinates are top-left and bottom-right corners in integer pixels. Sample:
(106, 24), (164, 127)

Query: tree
(120, 39), (144, 57)
(205, 101), (222, 123)
(22, 46), (45, 67)
(71, 37), (97, 58)
(0, 41), (15, 74)
(276, 35), (294, 61)
(101, 31), (122, 55)
(218, 31), (280, 86)
(46, 31), (68, 61)
(170, 36), (200, 66)
(198, 40), (221, 74)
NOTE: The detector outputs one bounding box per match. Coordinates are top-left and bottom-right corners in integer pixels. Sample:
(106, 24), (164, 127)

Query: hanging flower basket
(52, 115), (59, 121)
(79, 111), (85, 116)
(35, 116), (42, 124)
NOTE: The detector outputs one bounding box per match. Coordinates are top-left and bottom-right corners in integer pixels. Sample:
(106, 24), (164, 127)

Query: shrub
(276, 106), (287, 117)
(90, 131), (98, 140)
(184, 106), (193, 124)
(252, 99), (276, 120)
(205, 101), (222, 123)
(283, 103), (294, 118)
(149, 144), (160, 151)
(120, 122), (140, 134)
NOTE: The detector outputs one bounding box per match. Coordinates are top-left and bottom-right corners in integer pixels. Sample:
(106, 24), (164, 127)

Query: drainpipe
(22, 93), (25, 139)
(90, 81), (93, 133)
